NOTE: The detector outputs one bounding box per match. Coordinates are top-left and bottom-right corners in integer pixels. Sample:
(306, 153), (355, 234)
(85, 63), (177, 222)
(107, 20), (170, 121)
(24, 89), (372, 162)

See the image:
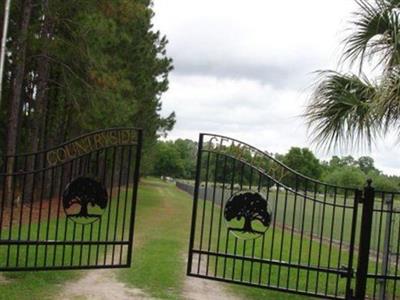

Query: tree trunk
(5, 0), (33, 205)
(243, 217), (253, 232)
(79, 201), (88, 217)
(0, 3), (3, 43)
(31, 0), (53, 154)
(26, 0), (53, 202)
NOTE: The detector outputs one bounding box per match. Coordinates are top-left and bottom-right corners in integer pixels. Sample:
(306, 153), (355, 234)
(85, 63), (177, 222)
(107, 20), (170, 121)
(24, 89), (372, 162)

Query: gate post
(378, 193), (393, 300)
(187, 133), (204, 275)
(354, 179), (375, 300)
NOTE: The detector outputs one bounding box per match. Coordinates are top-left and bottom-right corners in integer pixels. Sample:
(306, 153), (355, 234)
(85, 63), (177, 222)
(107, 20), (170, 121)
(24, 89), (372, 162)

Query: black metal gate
(187, 133), (400, 299)
(0, 128), (142, 271)
(364, 189), (400, 300)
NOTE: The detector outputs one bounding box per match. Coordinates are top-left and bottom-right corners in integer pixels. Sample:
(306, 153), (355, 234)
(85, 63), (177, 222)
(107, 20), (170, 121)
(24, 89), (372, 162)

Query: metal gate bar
(364, 190), (400, 300)
(0, 128), (142, 271)
(187, 133), (360, 299)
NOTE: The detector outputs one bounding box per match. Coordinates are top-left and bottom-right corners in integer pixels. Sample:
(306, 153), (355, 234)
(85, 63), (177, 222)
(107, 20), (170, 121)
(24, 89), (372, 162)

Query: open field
(0, 183), (132, 299)
(179, 179), (400, 252)
(182, 179), (400, 299)
(0, 178), (397, 299)
(0, 178), (312, 299)
(118, 179), (310, 299)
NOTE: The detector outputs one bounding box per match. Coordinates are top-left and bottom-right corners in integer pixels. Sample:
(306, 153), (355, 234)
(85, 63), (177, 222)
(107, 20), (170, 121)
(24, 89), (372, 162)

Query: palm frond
(342, 0), (400, 70)
(305, 71), (381, 151)
(383, 0), (400, 9)
(378, 66), (400, 130)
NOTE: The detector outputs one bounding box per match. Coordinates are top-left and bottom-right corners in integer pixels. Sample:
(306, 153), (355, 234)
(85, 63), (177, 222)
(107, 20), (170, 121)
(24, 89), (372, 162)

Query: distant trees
(151, 139), (197, 179)
(282, 147), (322, 179)
(327, 155), (376, 173)
(323, 166), (366, 189)
(153, 139), (400, 192)
(1, 0), (174, 175)
(174, 139), (197, 178)
(358, 156), (376, 174)
(367, 171), (399, 191)
(322, 154), (400, 191)
(281, 147), (322, 189)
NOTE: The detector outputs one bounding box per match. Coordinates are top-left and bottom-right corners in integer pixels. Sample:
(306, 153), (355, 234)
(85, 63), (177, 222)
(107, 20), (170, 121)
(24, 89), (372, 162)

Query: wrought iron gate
(365, 189), (400, 300)
(187, 133), (400, 299)
(0, 128), (142, 271)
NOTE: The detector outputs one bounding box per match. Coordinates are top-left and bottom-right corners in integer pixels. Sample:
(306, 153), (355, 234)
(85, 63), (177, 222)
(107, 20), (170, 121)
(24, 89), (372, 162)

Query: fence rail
(0, 128), (142, 271)
(186, 133), (400, 300)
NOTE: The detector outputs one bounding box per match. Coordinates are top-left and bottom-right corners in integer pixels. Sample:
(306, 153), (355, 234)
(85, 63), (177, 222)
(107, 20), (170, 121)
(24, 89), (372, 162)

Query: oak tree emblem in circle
(63, 177), (108, 225)
(224, 191), (272, 240)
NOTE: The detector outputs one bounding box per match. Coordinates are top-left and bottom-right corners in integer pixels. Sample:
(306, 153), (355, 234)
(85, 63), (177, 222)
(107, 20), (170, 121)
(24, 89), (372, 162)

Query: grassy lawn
(0, 213), (81, 300)
(0, 183), (133, 299)
(183, 176), (400, 253)
(118, 178), (312, 299)
(194, 181), (399, 252)
(0, 178), (394, 299)
(0, 270), (77, 300)
(188, 179), (399, 299)
(191, 196), (351, 298)
(117, 179), (191, 299)
(268, 188), (400, 253)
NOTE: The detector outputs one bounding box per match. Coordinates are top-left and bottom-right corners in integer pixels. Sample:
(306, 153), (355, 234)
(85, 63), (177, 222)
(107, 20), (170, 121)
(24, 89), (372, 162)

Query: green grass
(0, 188), (131, 268)
(190, 182), (399, 299)
(118, 178), (312, 299)
(0, 270), (77, 300)
(190, 178), (400, 259)
(0, 184), (133, 300)
(117, 179), (192, 299)
(0, 178), (395, 299)
(268, 188), (400, 253)
(191, 196), (350, 298)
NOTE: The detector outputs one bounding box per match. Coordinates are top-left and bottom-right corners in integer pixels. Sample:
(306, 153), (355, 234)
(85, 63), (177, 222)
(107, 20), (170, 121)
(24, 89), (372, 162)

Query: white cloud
(162, 74), (309, 153)
(153, 0), (400, 176)
(154, 0), (356, 85)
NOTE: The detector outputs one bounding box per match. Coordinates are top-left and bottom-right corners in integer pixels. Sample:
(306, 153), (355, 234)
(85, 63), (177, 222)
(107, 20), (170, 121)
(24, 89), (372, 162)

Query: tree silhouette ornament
(63, 177), (108, 225)
(224, 191), (271, 239)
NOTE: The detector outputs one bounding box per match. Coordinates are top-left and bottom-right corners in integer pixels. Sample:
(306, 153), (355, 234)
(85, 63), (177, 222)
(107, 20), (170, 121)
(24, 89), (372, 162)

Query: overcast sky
(153, 0), (400, 175)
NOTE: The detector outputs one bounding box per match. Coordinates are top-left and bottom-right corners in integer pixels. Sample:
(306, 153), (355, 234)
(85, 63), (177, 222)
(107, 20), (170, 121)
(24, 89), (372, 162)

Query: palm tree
(305, 0), (400, 150)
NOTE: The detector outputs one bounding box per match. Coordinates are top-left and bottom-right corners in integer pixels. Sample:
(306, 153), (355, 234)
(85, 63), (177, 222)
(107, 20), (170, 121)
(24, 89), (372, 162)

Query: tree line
(0, 0), (174, 174)
(152, 139), (400, 192)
